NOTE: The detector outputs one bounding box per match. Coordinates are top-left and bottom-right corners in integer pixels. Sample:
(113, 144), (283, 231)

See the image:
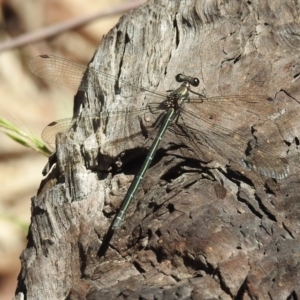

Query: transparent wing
(31, 55), (289, 179)
(41, 106), (164, 157)
(30, 55), (87, 90)
(29, 54), (165, 99)
(173, 95), (289, 180)
(42, 94), (290, 179)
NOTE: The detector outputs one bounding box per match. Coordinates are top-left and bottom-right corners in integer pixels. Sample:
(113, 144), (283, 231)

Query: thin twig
(0, 0), (145, 52)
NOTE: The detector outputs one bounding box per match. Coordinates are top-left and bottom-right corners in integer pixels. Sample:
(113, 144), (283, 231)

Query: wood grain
(15, 0), (300, 299)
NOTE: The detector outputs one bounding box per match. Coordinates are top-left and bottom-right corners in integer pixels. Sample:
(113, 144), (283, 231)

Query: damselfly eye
(192, 78), (200, 87)
(175, 74), (185, 82)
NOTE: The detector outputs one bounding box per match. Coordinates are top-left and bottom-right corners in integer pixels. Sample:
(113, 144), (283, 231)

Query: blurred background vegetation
(0, 0), (141, 298)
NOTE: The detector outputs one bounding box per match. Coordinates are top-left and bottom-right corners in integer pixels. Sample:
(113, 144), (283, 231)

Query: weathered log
(16, 0), (300, 299)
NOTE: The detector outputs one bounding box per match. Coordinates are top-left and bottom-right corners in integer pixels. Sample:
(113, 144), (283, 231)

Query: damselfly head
(175, 74), (200, 87)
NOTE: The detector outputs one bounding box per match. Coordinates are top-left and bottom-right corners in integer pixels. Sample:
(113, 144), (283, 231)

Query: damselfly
(30, 55), (290, 229)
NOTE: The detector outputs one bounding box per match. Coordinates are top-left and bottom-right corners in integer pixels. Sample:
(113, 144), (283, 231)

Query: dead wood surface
(15, 0), (300, 299)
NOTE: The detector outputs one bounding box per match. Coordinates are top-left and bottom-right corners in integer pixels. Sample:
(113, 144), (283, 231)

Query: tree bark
(16, 0), (300, 299)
